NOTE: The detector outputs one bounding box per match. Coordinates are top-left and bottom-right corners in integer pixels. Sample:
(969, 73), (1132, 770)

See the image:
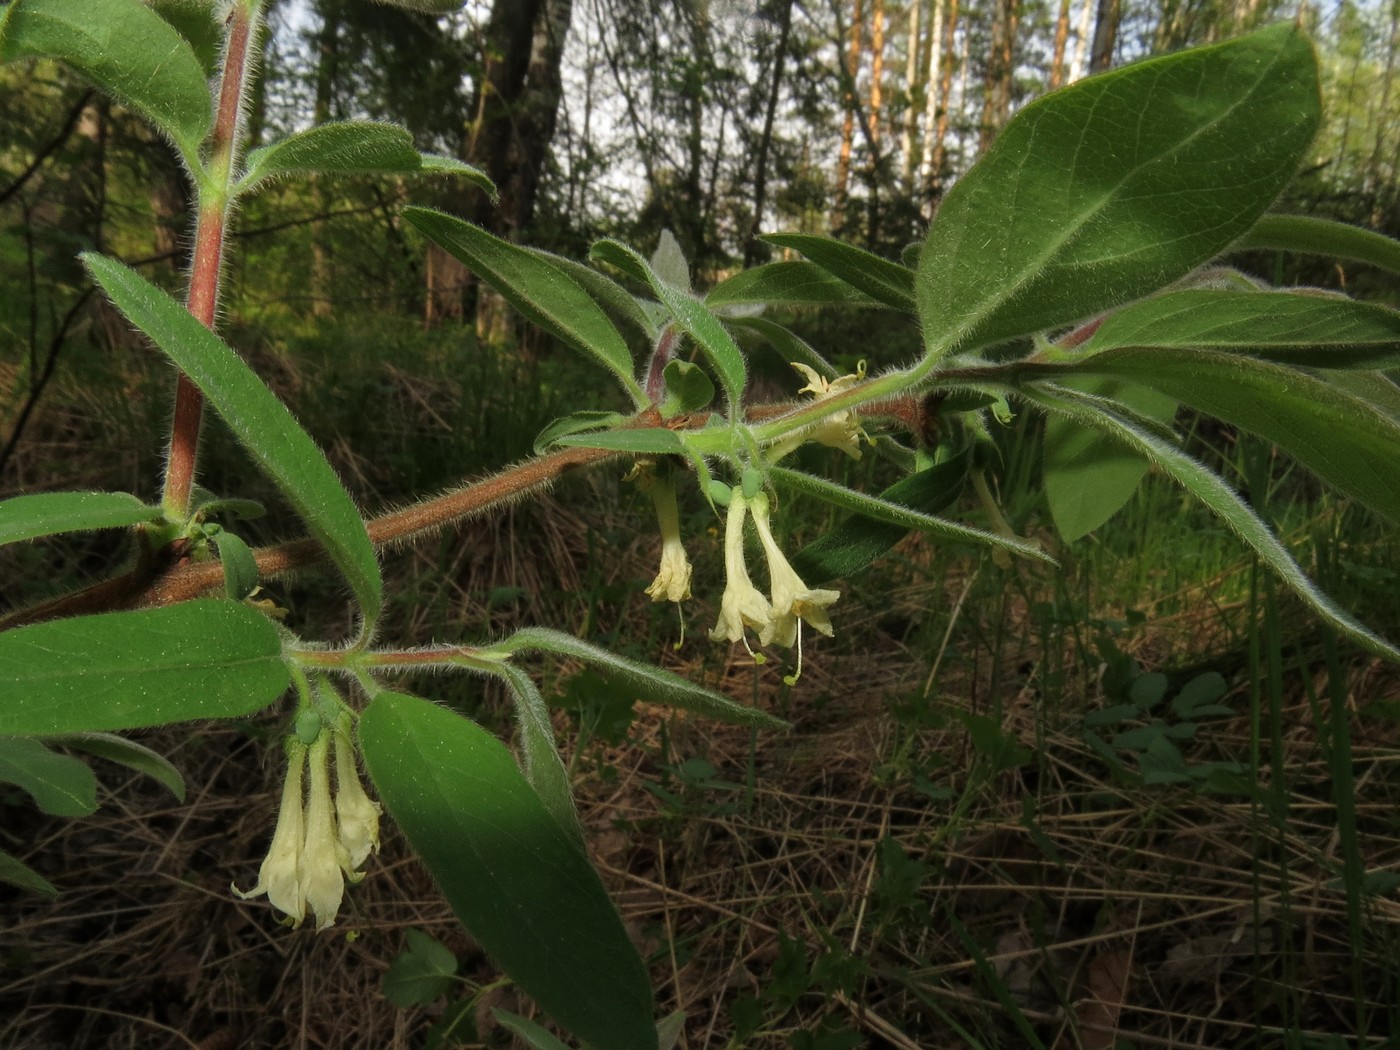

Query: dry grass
(4, 539), (1399, 1049)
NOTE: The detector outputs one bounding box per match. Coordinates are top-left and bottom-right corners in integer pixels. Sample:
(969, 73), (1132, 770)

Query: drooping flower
(644, 473), (692, 604)
(233, 739), (307, 926)
(332, 723), (381, 874)
(299, 731), (344, 931)
(748, 491), (840, 649)
(709, 491), (775, 646)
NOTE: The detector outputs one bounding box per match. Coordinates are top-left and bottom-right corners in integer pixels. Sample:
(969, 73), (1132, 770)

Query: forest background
(2, 0), (1400, 1048)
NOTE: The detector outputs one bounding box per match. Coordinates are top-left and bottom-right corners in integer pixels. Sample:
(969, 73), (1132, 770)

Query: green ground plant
(2, 3), (1400, 1048)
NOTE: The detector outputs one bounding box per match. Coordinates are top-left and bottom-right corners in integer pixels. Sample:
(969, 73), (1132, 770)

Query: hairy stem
(163, 3), (260, 519)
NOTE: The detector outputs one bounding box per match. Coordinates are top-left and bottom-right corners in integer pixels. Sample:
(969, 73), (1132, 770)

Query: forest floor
(3, 328), (1400, 1049)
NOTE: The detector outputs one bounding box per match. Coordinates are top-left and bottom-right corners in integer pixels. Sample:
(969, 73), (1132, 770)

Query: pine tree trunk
(926, 0), (958, 202)
(899, 0), (922, 188)
(1048, 0), (1072, 89)
(310, 0), (341, 319)
(745, 0), (796, 267)
(1089, 0), (1120, 74)
(832, 0), (865, 232)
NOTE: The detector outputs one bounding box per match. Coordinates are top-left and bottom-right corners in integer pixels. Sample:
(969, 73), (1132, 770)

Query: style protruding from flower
(748, 491), (840, 651)
(644, 470), (692, 605)
(709, 489), (775, 651)
(234, 718), (381, 931)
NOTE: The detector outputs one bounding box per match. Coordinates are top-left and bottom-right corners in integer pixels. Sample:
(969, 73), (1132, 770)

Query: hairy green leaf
(770, 466), (1055, 565)
(359, 691), (657, 1050)
(1043, 379), (1177, 541)
(728, 316), (840, 379)
(0, 848), (57, 897)
(56, 732), (185, 802)
(240, 122), (494, 196)
(532, 410), (629, 455)
(1079, 290), (1400, 368)
(706, 261), (886, 310)
(405, 210), (643, 401)
(0, 0), (212, 158)
(0, 491), (159, 547)
(660, 360), (715, 416)
(1021, 385), (1400, 662)
(494, 663), (581, 841)
(555, 428), (684, 454)
(489, 628), (787, 730)
(0, 601), (290, 735)
(761, 234), (915, 311)
(82, 253), (382, 632)
(213, 531), (259, 601)
(917, 25), (1319, 359)
(1232, 214), (1400, 274)
(0, 738), (97, 816)
(791, 460), (967, 582)
(1035, 348), (1400, 524)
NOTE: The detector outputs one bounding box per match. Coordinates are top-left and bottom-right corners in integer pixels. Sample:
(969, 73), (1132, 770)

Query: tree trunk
(1089, 0), (1120, 74)
(870, 0), (886, 144)
(453, 0), (575, 335)
(899, 0), (922, 188)
(1048, 0), (1072, 89)
(979, 0), (1019, 153)
(1068, 0), (1093, 81)
(831, 0), (864, 232)
(745, 0), (796, 267)
(926, 0), (958, 203)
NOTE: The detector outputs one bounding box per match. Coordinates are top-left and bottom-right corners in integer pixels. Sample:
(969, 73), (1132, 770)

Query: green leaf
(727, 317), (839, 380)
(555, 428), (684, 454)
(0, 737), (97, 816)
(769, 466), (1055, 566)
(359, 692), (658, 1050)
(706, 261), (886, 310)
(791, 460), (967, 583)
(213, 531), (259, 601)
(148, 0), (221, 75)
(0, 600), (290, 735)
(0, 848), (57, 897)
(529, 249), (659, 340)
(494, 663), (582, 842)
(368, 0), (466, 11)
(1043, 379), (1178, 541)
(1037, 347), (1400, 524)
(55, 732), (185, 802)
(0, 0), (213, 158)
(592, 239), (748, 409)
(416, 155), (497, 196)
(1020, 385), (1400, 662)
(533, 410), (629, 455)
(488, 628), (787, 731)
(761, 234), (915, 311)
(382, 928), (459, 1008)
(493, 1009), (575, 1050)
(240, 122), (495, 196)
(1324, 371), (1400, 420)
(0, 491), (159, 546)
(404, 210), (642, 400)
(1232, 214), (1400, 275)
(82, 253), (382, 632)
(1079, 290), (1400, 368)
(650, 229), (691, 291)
(916, 25), (1319, 360)
(660, 360), (715, 416)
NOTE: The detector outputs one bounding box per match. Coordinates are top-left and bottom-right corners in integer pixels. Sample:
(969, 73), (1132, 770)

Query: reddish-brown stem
(162, 6), (256, 518)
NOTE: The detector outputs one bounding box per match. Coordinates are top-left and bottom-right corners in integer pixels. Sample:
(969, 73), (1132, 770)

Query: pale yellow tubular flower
(709, 493), (775, 645)
(767, 363), (870, 462)
(644, 473), (692, 604)
(232, 738), (307, 927)
(748, 492), (839, 648)
(299, 731), (344, 931)
(332, 724), (381, 877)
